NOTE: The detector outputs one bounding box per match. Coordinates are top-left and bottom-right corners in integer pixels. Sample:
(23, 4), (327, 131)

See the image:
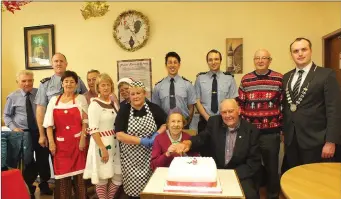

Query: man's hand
(13, 128), (24, 132)
(39, 135), (48, 147)
(204, 115), (210, 121)
(174, 140), (192, 155)
(280, 131), (284, 143)
(321, 142), (335, 159)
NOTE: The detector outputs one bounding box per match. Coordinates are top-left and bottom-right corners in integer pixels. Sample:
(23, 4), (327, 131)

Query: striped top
(237, 70), (283, 130)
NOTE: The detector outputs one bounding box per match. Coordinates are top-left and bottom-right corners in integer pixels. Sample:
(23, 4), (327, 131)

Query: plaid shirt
(225, 123), (240, 165)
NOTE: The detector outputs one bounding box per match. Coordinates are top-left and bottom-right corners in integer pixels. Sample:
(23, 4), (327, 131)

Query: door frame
(322, 28), (341, 67)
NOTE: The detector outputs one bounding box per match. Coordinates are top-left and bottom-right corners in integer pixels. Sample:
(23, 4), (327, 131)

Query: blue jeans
(1, 131), (33, 169)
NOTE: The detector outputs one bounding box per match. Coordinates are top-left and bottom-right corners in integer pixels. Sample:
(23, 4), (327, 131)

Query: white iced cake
(166, 157), (217, 187)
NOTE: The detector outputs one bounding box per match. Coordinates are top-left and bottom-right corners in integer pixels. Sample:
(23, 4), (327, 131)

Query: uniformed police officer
(152, 52), (196, 129)
(195, 49), (238, 134)
(34, 53), (87, 194)
(3, 70), (39, 197)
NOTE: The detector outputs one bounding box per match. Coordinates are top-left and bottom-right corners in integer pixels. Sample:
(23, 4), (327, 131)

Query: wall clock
(113, 10), (150, 52)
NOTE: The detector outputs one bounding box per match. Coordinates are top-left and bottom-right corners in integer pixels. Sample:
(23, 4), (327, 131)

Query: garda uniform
(34, 74), (88, 107)
(195, 71), (238, 134)
(152, 75), (196, 121)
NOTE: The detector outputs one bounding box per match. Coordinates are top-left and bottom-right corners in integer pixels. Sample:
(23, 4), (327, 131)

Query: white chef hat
(117, 77), (134, 88)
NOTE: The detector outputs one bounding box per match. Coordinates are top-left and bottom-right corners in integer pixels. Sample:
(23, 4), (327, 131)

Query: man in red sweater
(237, 49), (283, 199)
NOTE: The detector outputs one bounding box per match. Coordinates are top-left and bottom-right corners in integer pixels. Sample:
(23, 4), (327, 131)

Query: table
(281, 163), (341, 199)
(141, 167), (245, 199)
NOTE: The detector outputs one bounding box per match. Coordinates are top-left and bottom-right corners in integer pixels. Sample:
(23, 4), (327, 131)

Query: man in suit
(175, 99), (261, 199)
(282, 37), (341, 169)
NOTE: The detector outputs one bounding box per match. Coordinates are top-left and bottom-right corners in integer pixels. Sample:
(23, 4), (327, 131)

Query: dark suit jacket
(190, 116), (261, 181)
(282, 63), (341, 149)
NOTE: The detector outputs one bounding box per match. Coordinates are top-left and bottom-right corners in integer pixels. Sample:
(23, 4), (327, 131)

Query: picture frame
(226, 38), (243, 74)
(24, 24), (55, 70)
(117, 58), (152, 101)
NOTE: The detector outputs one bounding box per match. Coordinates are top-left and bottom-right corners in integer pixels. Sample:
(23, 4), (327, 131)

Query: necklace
(285, 66), (316, 112)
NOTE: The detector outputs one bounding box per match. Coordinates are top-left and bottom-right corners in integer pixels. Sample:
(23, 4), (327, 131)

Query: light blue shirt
(4, 88), (37, 130)
(34, 74), (88, 107)
(195, 71), (238, 116)
(152, 75), (196, 118)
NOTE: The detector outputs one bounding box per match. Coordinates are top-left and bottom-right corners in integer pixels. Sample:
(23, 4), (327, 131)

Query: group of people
(3, 37), (341, 199)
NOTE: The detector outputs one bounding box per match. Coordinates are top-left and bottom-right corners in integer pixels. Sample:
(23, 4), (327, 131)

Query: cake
(164, 157), (222, 193)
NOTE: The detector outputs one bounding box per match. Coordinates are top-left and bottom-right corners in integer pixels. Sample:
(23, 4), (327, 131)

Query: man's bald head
(254, 49), (271, 58)
(253, 49), (272, 75)
(220, 99), (241, 128)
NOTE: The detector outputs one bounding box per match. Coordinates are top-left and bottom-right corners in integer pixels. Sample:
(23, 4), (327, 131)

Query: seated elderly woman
(151, 111), (198, 171)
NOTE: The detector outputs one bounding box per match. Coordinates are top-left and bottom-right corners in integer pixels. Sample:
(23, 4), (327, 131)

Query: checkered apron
(120, 102), (157, 197)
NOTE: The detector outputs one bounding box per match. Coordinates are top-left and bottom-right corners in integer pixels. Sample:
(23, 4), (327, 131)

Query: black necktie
(292, 70), (304, 102)
(26, 92), (38, 131)
(170, 78), (176, 109)
(211, 74), (218, 113)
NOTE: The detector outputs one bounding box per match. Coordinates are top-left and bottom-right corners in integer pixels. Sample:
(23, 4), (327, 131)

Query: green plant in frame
(31, 33), (49, 60)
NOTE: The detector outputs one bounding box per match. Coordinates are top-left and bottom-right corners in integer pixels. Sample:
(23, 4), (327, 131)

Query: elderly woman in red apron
(43, 70), (88, 199)
(115, 81), (167, 199)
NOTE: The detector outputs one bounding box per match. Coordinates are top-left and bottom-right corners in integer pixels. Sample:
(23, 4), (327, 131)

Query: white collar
(166, 130), (182, 143)
(295, 62), (312, 74)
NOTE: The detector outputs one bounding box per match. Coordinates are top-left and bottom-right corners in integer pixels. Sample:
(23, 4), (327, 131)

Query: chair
(183, 129), (197, 136)
(1, 169), (30, 199)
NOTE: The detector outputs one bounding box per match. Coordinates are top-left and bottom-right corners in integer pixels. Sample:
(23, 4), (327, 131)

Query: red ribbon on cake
(167, 181), (217, 187)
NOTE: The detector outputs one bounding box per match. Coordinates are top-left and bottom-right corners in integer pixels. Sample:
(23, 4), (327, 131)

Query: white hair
(16, 70), (34, 81)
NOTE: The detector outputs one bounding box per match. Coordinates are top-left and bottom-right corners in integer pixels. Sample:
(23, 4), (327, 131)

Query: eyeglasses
(253, 57), (271, 61)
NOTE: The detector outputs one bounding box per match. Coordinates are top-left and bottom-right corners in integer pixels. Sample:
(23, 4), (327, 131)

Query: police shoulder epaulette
(182, 76), (192, 84)
(155, 78), (164, 86)
(223, 72), (234, 78)
(40, 77), (51, 83)
(196, 72), (207, 77)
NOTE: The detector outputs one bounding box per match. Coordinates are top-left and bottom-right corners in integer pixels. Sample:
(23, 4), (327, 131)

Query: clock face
(113, 10), (150, 52)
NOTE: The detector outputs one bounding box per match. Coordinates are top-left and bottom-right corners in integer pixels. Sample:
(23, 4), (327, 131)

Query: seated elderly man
(174, 99), (261, 199)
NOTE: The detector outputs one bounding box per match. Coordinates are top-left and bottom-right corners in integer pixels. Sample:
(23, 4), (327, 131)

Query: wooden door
(323, 28), (341, 89)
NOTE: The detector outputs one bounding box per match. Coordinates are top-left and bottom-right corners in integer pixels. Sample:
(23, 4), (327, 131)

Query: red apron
(53, 95), (86, 179)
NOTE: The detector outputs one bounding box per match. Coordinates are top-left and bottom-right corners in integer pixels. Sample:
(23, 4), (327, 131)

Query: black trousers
(23, 132), (51, 186)
(285, 130), (338, 170)
(240, 178), (260, 199)
(258, 130), (280, 199)
(197, 115), (212, 157)
(197, 115), (207, 134)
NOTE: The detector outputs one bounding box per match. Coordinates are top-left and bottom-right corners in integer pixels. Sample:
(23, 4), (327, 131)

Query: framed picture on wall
(117, 59), (152, 101)
(24, 24), (55, 70)
(226, 38), (243, 74)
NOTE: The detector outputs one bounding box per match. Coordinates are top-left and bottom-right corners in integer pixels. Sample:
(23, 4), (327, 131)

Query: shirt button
(64, 110), (68, 114)
(66, 126), (70, 130)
